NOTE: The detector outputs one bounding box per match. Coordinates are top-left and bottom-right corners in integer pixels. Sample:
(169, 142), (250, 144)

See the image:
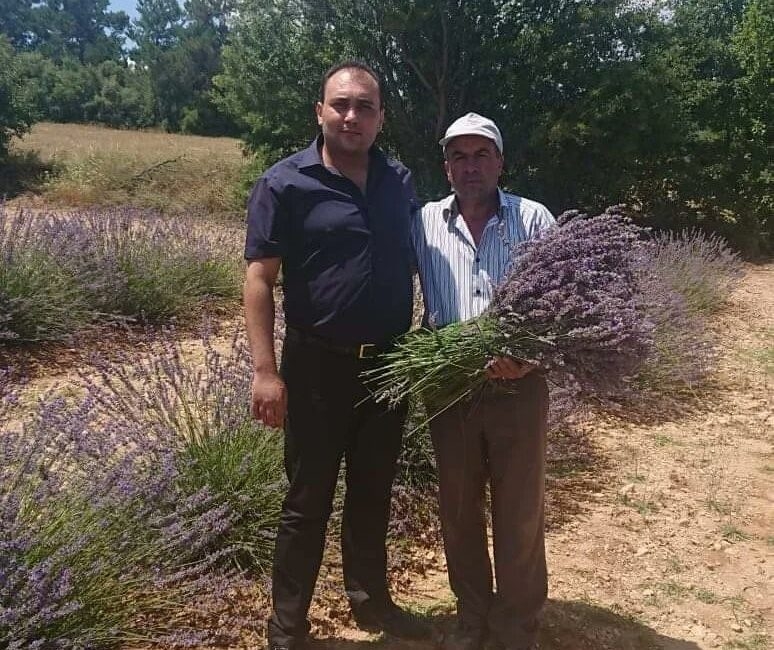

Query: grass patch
(618, 493), (659, 516)
(11, 122), (257, 214)
(721, 524), (750, 543)
(695, 588), (720, 604)
(723, 635), (770, 650)
(659, 581), (691, 599)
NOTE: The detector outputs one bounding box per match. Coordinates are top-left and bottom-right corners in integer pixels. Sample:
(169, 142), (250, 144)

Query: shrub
(648, 229), (744, 315)
(0, 206), (241, 342)
(632, 229), (743, 393)
(1, 331), (284, 646)
(92, 330), (286, 572)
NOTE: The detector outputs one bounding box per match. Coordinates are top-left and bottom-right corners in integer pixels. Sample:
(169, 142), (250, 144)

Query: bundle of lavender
(366, 208), (654, 418)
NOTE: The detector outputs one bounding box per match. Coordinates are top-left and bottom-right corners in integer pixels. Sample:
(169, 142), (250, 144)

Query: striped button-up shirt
(411, 189), (556, 327)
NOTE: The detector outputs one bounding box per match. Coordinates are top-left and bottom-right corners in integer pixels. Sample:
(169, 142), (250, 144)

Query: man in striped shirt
(412, 113), (555, 650)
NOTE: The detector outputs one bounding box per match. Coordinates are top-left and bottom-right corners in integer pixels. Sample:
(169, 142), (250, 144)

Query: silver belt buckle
(358, 343), (377, 359)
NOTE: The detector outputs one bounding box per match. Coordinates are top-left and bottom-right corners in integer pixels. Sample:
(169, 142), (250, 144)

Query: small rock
(643, 589), (654, 597)
(743, 619), (752, 627)
(713, 542), (722, 551)
(636, 546), (649, 557)
(731, 624), (743, 633)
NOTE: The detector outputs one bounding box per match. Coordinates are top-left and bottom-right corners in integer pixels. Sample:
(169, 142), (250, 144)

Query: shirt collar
(442, 188), (508, 223)
(297, 134), (389, 172)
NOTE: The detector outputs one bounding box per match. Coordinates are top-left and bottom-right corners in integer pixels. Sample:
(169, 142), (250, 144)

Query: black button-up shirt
(245, 136), (416, 346)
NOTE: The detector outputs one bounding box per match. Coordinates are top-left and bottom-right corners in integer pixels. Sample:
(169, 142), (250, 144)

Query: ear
(444, 159), (453, 184)
(315, 101), (323, 126)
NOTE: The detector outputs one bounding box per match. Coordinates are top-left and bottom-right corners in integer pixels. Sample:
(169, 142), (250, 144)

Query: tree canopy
(1, 0), (772, 253)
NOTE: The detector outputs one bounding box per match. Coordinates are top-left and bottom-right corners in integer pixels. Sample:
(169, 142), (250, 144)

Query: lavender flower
(366, 209), (654, 418)
(1, 327), (283, 646)
(0, 204), (240, 342)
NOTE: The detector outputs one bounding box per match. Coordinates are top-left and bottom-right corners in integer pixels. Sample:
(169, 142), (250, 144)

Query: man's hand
(250, 369), (287, 429)
(486, 356), (537, 380)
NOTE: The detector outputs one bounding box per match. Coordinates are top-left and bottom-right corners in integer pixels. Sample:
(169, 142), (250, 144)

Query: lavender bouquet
(366, 208), (654, 418)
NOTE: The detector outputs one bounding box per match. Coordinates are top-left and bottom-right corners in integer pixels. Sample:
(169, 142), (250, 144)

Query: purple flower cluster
(488, 207), (654, 396)
(1, 328), (284, 646)
(0, 204), (240, 342)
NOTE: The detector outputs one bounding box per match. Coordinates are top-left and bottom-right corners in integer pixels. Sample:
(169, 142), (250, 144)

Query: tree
(0, 0), (34, 49)
(732, 0), (773, 251)
(217, 0), (674, 201)
(134, 0), (237, 133)
(642, 0), (771, 254)
(0, 36), (33, 159)
(29, 0), (129, 63)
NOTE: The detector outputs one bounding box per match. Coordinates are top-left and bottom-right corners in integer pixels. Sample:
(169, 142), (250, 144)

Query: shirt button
(475, 257), (480, 263)
(475, 289), (481, 296)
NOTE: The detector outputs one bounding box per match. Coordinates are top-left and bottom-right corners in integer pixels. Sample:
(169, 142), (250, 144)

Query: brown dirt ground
(299, 262), (773, 650)
(3, 263), (771, 650)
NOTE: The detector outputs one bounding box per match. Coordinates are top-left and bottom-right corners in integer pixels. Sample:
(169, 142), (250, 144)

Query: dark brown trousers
(430, 372), (549, 649)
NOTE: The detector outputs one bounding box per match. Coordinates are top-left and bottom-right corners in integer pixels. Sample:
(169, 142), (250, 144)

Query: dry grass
(11, 123), (254, 214)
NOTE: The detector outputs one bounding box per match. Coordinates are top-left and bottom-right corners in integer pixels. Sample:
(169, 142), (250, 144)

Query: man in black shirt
(244, 60), (430, 650)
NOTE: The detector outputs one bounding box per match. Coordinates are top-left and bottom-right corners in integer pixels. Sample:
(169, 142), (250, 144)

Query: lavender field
(1, 127), (770, 650)
(0, 191), (764, 648)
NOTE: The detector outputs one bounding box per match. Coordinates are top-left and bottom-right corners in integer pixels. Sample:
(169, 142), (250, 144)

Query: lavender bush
(90, 329), (286, 572)
(647, 228), (743, 316)
(1, 331), (285, 646)
(0, 205), (241, 342)
(630, 229), (742, 393)
(367, 209), (654, 419)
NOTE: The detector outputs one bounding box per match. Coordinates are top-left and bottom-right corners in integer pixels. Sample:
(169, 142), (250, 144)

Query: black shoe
(351, 600), (433, 640)
(442, 624), (487, 650)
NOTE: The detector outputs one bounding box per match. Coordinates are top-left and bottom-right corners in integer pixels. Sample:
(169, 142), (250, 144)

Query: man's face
(316, 68), (384, 158)
(444, 135), (503, 204)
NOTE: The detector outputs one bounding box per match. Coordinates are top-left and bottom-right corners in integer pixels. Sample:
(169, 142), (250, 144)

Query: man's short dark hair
(319, 60), (384, 109)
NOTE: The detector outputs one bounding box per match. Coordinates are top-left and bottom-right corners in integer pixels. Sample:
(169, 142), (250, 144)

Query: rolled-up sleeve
(245, 175), (286, 260)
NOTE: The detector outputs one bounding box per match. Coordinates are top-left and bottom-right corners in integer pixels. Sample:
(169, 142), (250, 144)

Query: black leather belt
(284, 327), (387, 359)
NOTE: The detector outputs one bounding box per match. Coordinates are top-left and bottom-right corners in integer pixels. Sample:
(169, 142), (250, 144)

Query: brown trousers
(430, 372), (548, 648)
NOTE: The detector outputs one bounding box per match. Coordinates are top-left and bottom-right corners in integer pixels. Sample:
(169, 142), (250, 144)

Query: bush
(0, 37), (33, 160)
(632, 229), (743, 394)
(1, 331), (284, 646)
(0, 206), (241, 342)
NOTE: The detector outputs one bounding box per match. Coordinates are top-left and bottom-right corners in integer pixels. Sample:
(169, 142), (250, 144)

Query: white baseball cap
(438, 112), (503, 154)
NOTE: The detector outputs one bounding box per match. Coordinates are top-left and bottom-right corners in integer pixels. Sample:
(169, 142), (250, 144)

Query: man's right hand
(250, 369), (287, 429)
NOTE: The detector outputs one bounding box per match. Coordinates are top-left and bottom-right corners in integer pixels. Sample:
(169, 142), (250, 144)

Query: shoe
(351, 600), (433, 640)
(442, 624), (487, 650)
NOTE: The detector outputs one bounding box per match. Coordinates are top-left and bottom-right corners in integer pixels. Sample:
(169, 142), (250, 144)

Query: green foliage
(0, 36), (33, 159)
(27, 0), (129, 64)
(0, 207), (241, 342)
(395, 398), (437, 489)
(214, 0), (331, 161)
(178, 421), (285, 571)
(17, 53), (154, 127)
(0, 249), (93, 341)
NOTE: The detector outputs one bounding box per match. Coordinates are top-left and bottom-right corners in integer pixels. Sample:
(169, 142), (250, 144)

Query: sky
(110, 0), (139, 21)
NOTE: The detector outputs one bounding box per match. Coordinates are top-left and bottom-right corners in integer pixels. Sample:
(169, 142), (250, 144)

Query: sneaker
(351, 600), (433, 640)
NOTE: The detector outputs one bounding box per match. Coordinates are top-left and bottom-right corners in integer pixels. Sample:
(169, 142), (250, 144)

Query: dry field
(10, 122), (250, 213)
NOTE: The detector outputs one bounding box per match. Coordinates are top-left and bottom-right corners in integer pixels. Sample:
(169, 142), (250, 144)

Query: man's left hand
(486, 356), (536, 380)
